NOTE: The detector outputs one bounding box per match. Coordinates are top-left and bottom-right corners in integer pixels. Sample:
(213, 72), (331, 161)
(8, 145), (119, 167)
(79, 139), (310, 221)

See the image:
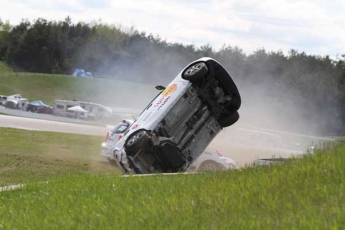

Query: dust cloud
(210, 70), (336, 166)
(73, 42), (337, 166)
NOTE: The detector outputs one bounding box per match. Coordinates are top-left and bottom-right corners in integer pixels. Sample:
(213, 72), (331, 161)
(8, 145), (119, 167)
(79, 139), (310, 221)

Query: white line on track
(0, 184), (25, 192)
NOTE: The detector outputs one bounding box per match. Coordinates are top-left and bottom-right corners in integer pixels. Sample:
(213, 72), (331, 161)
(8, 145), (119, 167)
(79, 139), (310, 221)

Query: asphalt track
(0, 114), (110, 136)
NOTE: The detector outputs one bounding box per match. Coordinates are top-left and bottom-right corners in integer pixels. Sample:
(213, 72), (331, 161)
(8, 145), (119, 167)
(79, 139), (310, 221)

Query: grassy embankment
(0, 61), (12, 73)
(0, 128), (114, 187)
(0, 62), (157, 109)
(0, 127), (344, 229)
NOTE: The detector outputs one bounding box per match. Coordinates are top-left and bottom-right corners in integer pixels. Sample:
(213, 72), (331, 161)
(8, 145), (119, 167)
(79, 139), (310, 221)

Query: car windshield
(112, 122), (130, 134)
(30, 100), (48, 107)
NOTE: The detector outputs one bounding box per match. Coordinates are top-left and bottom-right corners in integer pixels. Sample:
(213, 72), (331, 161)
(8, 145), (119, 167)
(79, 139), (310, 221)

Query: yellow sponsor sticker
(162, 84), (177, 96)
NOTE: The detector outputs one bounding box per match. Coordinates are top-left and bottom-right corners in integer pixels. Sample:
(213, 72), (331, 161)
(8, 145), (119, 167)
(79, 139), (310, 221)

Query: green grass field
(0, 62), (12, 73)
(0, 128), (119, 186)
(0, 128), (344, 229)
(0, 63), (157, 109)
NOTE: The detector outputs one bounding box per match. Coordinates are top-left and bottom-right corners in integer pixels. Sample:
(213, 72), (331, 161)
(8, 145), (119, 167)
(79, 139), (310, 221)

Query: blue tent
(72, 69), (93, 78)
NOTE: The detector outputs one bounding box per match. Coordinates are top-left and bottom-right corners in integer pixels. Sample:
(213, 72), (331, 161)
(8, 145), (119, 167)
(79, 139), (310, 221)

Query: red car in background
(26, 100), (53, 114)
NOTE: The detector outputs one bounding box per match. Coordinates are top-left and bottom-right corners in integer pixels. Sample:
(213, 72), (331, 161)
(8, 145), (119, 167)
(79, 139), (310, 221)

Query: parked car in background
(26, 100), (53, 114)
(101, 119), (239, 173)
(53, 99), (112, 120)
(3, 94), (29, 110)
(0, 95), (7, 105)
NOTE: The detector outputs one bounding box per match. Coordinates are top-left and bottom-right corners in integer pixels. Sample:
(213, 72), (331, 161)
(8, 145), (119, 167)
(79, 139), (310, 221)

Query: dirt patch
(58, 146), (72, 149)
(0, 166), (15, 173)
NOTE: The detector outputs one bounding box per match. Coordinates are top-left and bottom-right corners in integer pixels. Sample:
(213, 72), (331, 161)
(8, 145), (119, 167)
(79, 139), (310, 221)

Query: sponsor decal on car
(142, 111), (153, 122)
(131, 124), (139, 130)
(162, 84), (177, 96)
(154, 96), (166, 108)
(154, 84), (177, 109)
(154, 96), (171, 110)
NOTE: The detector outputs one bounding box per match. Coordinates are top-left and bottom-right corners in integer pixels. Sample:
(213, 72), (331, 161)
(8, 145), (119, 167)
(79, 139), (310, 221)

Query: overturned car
(101, 119), (239, 172)
(113, 57), (241, 174)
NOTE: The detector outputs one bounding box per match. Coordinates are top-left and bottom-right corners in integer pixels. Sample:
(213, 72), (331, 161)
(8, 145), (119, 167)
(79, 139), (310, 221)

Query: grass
(0, 71), (157, 109)
(0, 128), (119, 186)
(1, 128), (345, 229)
(0, 61), (12, 73)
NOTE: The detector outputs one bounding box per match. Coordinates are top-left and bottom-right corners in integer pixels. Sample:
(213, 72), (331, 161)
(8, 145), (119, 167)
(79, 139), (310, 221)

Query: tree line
(1, 17), (345, 135)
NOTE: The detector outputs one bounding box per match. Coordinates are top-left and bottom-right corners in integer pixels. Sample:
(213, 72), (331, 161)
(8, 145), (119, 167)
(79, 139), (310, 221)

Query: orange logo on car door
(162, 84), (177, 96)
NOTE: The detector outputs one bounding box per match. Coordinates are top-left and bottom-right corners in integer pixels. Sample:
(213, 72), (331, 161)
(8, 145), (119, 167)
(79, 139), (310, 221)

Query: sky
(1, 0), (345, 58)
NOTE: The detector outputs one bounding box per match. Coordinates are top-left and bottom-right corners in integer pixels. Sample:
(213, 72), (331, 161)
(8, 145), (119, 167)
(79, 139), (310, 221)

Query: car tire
(198, 160), (225, 171)
(125, 130), (150, 152)
(182, 62), (208, 82)
(218, 111), (239, 128)
(31, 106), (37, 113)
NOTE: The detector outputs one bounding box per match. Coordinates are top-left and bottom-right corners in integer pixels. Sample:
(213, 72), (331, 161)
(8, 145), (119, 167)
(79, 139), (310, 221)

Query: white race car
(107, 57), (241, 174)
(187, 148), (239, 171)
(101, 119), (239, 172)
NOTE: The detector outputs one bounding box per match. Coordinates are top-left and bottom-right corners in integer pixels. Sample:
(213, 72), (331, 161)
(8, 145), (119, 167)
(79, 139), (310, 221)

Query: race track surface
(0, 115), (109, 136)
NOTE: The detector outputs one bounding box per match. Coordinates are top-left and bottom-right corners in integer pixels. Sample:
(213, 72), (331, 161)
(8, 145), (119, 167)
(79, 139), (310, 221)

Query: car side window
(112, 122), (130, 134)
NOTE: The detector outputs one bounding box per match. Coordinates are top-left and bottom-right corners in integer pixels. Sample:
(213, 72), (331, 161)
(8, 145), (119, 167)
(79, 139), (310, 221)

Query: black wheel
(31, 106), (37, 113)
(198, 160), (225, 171)
(125, 130), (150, 152)
(218, 111), (239, 128)
(182, 62), (208, 82)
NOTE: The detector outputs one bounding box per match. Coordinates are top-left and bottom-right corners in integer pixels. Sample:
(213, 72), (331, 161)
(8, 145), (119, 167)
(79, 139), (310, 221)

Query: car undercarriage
(123, 59), (241, 174)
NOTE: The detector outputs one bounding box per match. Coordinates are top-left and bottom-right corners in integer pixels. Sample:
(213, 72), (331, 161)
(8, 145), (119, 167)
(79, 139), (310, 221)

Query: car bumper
(219, 157), (239, 169)
(101, 143), (114, 159)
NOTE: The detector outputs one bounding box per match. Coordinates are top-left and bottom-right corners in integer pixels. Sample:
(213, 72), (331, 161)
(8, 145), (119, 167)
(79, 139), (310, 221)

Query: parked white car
(101, 119), (239, 172)
(0, 95), (7, 105)
(106, 57), (241, 174)
(2, 94), (29, 110)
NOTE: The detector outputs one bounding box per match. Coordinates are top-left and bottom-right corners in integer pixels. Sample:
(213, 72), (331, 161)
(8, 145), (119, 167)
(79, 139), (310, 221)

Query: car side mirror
(155, 85), (166, 90)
